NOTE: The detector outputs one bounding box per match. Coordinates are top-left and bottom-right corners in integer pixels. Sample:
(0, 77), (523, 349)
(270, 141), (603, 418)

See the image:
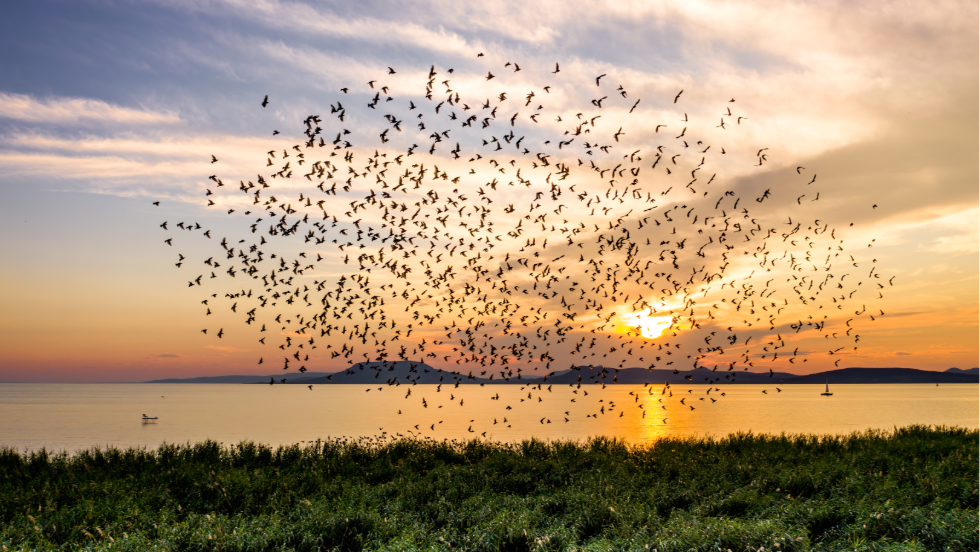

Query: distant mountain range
(144, 372), (336, 384)
(144, 364), (979, 385)
(945, 367), (979, 375)
(767, 367), (979, 385)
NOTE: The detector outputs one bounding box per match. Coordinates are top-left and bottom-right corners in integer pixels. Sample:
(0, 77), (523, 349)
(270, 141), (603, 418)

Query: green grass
(0, 426), (976, 551)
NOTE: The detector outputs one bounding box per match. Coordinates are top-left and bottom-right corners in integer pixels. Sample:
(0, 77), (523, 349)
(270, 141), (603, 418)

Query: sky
(0, 0), (976, 383)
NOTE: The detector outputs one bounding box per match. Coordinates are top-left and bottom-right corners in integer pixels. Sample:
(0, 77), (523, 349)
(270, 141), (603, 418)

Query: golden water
(1, 383), (976, 452)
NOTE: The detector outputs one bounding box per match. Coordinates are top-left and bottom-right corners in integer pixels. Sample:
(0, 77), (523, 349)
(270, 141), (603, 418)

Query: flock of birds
(157, 56), (890, 438)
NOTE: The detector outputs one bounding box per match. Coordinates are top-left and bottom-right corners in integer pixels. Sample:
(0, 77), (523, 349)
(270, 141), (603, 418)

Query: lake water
(0, 384), (976, 453)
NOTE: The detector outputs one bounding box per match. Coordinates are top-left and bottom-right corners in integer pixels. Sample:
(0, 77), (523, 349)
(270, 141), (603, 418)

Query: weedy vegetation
(0, 425), (976, 551)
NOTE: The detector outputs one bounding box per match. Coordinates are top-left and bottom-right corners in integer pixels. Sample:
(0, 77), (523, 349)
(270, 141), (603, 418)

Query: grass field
(0, 426), (976, 551)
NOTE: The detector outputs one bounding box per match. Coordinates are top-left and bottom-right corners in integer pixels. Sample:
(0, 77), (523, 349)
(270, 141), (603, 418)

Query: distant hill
(144, 365), (977, 385)
(771, 367), (979, 385)
(285, 361), (472, 385)
(285, 364), (796, 387)
(283, 361), (551, 385)
(544, 365), (798, 386)
(145, 362), (539, 386)
(145, 372), (334, 384)
(945, 367), (979, 375)
(144, 363), (798, 387)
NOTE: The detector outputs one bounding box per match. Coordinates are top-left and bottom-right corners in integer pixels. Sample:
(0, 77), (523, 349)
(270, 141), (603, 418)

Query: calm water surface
(0, 384), (976, 452)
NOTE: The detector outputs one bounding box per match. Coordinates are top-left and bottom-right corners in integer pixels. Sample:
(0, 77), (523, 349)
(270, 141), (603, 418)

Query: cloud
(0, 132), (277, 165)
(0, 125), (299, 200)
(884, 311), (932, 318)
(205, 345), (248, 353)
(0, 151), (202, 188)
(0, 93), (180, 125)
(923, 208), (980, 255)
(161, 0), (482, 55)
(895, 352), (912, 356)
(155, 353), (181, 358)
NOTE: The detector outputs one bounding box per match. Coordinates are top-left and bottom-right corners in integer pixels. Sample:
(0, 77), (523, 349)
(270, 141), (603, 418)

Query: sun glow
(620, 313), (674, 340)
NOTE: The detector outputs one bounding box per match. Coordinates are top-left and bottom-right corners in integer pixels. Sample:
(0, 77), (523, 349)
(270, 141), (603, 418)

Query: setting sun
(621, 313), (674, 340)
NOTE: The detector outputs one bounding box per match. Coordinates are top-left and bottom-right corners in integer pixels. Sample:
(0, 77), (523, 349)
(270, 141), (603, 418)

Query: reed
(0, 425), (976, 551)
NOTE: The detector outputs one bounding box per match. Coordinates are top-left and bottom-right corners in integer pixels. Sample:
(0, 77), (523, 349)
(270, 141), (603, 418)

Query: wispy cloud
(161, 0), (483, 55)
(0, 93), (181, 125)
(923, 208), (980, 255)
(205, 345), (249, 353)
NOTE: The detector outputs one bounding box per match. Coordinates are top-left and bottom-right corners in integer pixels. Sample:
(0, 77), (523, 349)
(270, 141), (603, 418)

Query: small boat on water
(820, 379), (833, 396)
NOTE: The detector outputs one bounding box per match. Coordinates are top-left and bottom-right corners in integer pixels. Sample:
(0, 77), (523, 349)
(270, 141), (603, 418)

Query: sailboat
(820, 379), (833, 396)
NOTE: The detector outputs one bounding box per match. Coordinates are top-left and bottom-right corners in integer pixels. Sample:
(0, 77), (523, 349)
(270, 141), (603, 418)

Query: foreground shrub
(0, 426), (976, 551)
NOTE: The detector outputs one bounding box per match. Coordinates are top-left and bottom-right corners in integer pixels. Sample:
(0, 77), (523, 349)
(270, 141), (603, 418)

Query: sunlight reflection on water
(0, 383), (975, 452)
